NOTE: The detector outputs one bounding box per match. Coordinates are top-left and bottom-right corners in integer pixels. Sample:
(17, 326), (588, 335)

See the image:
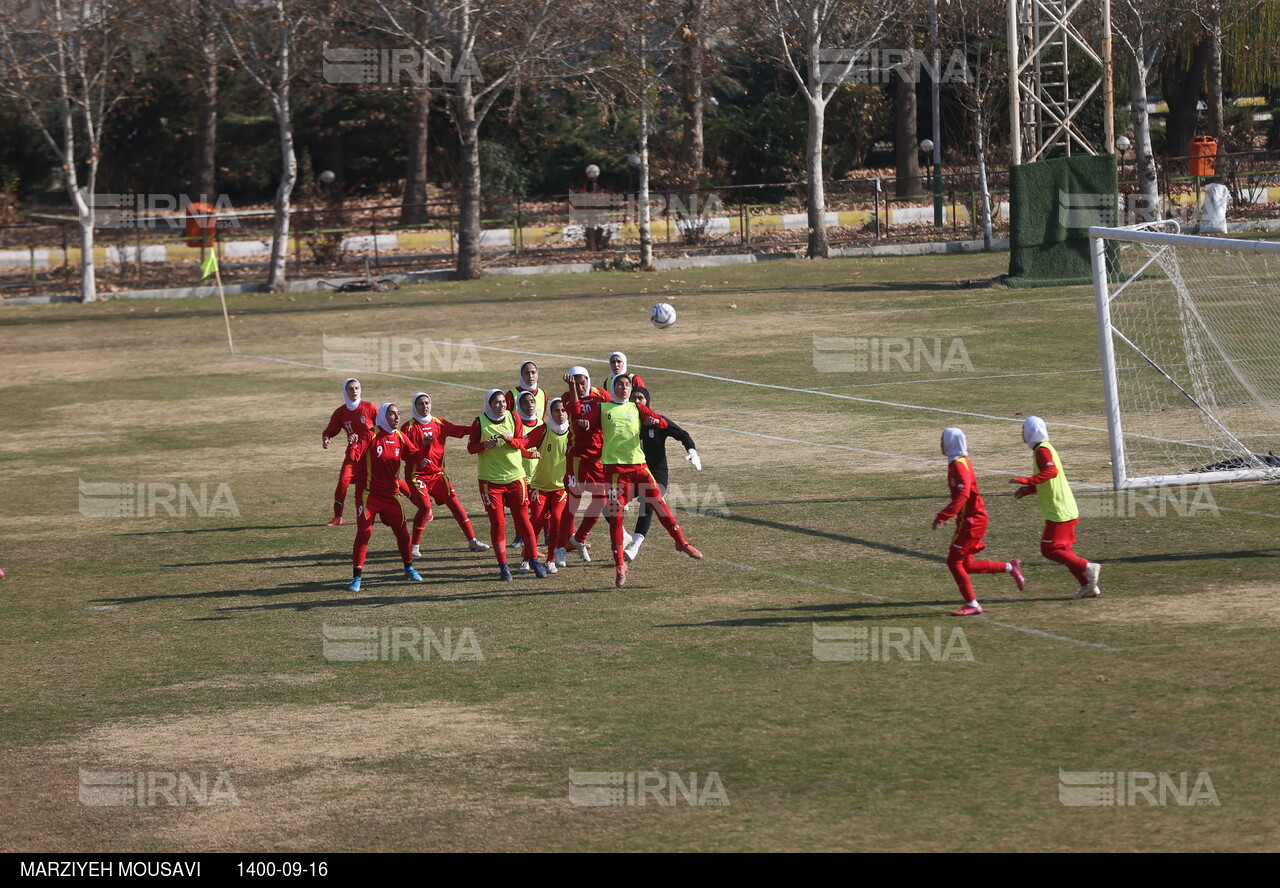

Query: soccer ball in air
(650, 302), (677, 329)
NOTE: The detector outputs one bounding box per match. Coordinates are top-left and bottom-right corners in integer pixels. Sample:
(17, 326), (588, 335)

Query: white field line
(812, 368), (1101, 390)
(709, 557), (1117, 650)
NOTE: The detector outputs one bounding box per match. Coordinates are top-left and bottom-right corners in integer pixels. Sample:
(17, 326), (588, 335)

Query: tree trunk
(455, 85), (483, 280)
(193, 5), (219, 199)
(267, 89), (296, 292)
(677, 0), (707, 188)
(1206, 11), (1224, 141)
(401, 87), (431, 226)
(1162, 37), (1211, 167)
(639, 97), (653, 269)
(975, 107), (993, 251)
(894, 23), (920, 197)
(1130, 49), (1161, 221)
(805, 95), (829, 259)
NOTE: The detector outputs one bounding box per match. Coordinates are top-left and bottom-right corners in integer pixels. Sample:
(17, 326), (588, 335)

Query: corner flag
(200, 249), (219, 280)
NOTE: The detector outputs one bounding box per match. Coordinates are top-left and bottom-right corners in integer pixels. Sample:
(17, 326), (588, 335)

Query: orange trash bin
(184, 202), (217, 248)
(1189, 136), (1218, 178)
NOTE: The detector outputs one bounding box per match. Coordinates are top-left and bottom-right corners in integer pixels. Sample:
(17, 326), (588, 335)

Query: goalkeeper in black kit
(625, 386), (702, 562)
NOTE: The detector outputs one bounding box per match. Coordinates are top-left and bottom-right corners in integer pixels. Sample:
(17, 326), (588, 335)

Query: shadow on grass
(123, 524), (319, 536)
(658, 595), (1078, 628)
(216, 583), (602, 614)
(714, 511), (944, 563)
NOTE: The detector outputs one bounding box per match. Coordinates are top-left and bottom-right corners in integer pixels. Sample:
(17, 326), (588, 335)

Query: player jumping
(400, 391), (490, 558)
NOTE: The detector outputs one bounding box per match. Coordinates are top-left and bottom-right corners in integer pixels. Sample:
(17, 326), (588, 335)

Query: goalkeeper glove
(685, 449), (702, 471)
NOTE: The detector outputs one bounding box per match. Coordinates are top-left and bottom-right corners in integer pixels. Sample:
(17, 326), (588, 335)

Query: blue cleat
(532, 559), (548, 579)
(499, 564), (514, 582)
(347, 576), (362, 593)
(405, 565), (423, 582)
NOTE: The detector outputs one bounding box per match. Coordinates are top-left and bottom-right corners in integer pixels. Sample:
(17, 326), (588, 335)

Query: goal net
(1090, 224), (1280, 490)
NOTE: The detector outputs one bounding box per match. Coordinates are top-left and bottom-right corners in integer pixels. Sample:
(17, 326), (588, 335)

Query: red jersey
(561, 387), (609, 463)
(400, 416), (471, 478)
(325, 401), (378, 460)
(936, 456), (988, 538)
(350, 428), (422, 498)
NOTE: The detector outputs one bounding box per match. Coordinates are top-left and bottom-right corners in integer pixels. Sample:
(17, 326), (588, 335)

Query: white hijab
(941, 427), (968, 462)
(547, 398), (569, 435)
(567, 365), (592, 395)
(609, 351), (628, 375)
(342, 377), (361, 411)
(1022, 416), (1049, 450)
(516, 360), (539, 393)
(517, 391), (540, 424)
(375, 401), (397, 433)
(411, 391), (431, 424)
(610, 376), (631, 405)
(483, 389), (507, 423)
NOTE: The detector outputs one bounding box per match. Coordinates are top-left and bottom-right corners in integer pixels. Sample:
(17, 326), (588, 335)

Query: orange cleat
(678, 543), (703, 560)
(325, 516), (344, 527)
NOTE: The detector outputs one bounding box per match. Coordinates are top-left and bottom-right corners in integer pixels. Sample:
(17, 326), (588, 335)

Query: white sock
(631, 533), (646, 549)
(1004, 563), (1012, 573)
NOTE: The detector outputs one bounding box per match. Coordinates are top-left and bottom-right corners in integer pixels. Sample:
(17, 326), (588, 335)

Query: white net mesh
(1098, 229), (1280, 487)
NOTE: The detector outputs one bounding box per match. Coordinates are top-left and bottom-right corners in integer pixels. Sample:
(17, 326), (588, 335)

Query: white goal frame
(1089, 224), (1280, 490)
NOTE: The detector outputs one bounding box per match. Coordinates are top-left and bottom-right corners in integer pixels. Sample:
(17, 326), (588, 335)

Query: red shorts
(568, 456), (605, 487)
(410, 471), (459, 504)
(949, 531), (987, 561)
(1042, 519), (1079, 549)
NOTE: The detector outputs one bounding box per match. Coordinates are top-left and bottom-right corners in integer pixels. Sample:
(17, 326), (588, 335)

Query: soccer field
(2, 253), (1278, 852)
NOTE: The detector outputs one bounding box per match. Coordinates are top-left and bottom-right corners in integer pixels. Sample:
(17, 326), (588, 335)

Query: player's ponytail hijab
(483, 389), (506, 422)
(375, 402), (397, 433)
(1022, 416), (1049, 450)
(941, 428), (968, 462)
(411, 392), (431, 423)
(342, 378), (361, 410)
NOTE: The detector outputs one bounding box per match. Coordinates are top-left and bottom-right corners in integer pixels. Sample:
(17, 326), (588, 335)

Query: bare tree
(370, 0), (577, 280)
(1, 0), (137, 302)
(763, 0), (893, 258)
(945, 0), (1005, 250)
(216, 0), (332, 292)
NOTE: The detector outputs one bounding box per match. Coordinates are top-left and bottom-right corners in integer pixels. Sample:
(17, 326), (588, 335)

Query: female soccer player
(624, 385), (701, 562)
(600, 374), (702, 588)
(932, 428), (1025, 616)
(400, 391), (490, 558)
(513, 390), (544, 573)
(506, 360), (547, 421)
(556, 366), (611, 567)
(346, 402), (424, 593)
(1010, 416), (1103, 599)
(321, 377), (377, 526)
(525, 397), (571, 575)
(605, 351), (645, 395)
(466, 389), (547, 581)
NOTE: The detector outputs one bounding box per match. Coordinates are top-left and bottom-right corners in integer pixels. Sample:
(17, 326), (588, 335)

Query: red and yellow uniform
(526, 417), (570, 551)
(401, 412), (479, 547)
(467, 395), (541, 565)
(1015, 439), (1089, 585)
(559, 379), (611, 550)
(323, 389), (377, 520)
(350, 421), (423, 570)
(600, 397), (694, 567)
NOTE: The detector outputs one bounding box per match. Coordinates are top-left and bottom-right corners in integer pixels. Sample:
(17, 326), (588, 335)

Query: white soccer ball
(650, 302), (677, 329)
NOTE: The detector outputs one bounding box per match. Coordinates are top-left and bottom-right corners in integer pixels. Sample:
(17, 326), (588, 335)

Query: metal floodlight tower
(1007, 0), (1115, 164)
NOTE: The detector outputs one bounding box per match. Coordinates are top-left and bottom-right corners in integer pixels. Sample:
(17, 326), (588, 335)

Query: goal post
(1089, 224), (1280, 490)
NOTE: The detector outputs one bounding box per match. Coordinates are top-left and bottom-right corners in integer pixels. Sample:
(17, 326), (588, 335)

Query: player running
(321, 377), (377, 526)
(600, 374), (702, 588)
(1010, 416), (1103, 599)
(466, 389), (547, 581)
(346, 402), (425, 593)
(525, 397), (571, 575)
(624, 385), (701, 562)
(605, 351), (645, 395)
(556, 366), (611, 567)
(932, 428), (1025, 616)
(400, 391), (491, 558)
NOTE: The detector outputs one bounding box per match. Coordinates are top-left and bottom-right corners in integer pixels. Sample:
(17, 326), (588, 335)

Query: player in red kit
(557, 365), (611, 568)
(346, 402), (425, 593)
(505, 360), (547, 420)
(467, 389), (547, 581)
(600, 374), (701, 588)
(400, 391), (490, 558)
(322, 377), (377, 526)
(932, 428), (1025, 616)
